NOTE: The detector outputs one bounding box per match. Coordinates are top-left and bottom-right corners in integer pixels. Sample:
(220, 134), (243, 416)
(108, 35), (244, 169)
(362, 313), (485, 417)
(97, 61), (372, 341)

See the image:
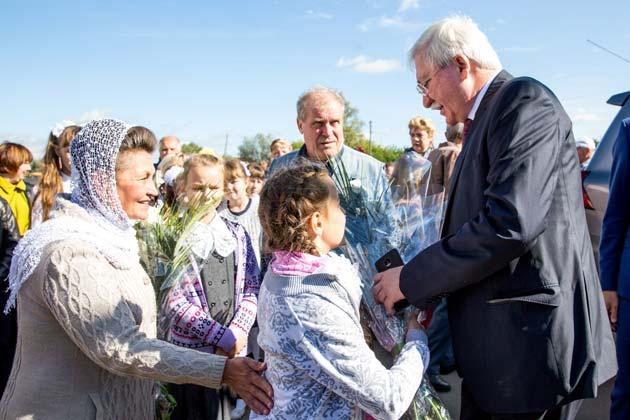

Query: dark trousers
(0, 290), (16, 398)
(427, 298), (454, 375)
(611, 296), (630, 419)
(460, 381), (582, 420)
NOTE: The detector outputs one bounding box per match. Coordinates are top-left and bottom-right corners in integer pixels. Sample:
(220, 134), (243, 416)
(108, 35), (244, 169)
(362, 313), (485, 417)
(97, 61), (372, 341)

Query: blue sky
(1, 0), (629, 159)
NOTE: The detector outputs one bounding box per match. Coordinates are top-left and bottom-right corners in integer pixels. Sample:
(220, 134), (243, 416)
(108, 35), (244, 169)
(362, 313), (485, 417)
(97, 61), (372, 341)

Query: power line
(587, 39), (630, 65)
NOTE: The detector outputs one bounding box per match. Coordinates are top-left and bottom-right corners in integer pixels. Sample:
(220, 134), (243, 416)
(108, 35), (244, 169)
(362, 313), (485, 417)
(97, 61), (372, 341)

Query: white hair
(409, 15), (502, 72)
(296, 85), (345, 121)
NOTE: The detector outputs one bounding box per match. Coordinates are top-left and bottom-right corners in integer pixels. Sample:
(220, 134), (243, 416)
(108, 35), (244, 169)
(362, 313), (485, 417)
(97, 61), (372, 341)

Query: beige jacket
(428, 141), (462, 195)
(0, 235), (227, 419)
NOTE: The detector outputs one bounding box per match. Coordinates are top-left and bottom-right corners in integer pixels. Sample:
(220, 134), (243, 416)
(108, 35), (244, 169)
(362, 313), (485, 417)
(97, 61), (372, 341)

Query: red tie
(462, 118), (472, 144)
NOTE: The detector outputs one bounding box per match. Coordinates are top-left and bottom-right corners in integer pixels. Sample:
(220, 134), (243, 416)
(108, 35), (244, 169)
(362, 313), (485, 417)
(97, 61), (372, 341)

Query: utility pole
(369, 120), (373, 156)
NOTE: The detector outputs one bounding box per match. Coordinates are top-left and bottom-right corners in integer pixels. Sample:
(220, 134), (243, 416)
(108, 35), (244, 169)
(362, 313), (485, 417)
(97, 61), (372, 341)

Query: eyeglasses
(416, 66), (446, 96)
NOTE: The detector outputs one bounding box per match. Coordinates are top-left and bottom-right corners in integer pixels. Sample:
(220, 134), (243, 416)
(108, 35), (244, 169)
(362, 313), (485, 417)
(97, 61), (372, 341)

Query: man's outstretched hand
(373, 266), (405, 315)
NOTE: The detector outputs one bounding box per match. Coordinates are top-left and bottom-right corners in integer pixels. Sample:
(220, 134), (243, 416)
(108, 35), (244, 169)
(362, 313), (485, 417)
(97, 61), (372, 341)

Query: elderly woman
(0, 119), (273, 419)
(391, 116), (436, 199)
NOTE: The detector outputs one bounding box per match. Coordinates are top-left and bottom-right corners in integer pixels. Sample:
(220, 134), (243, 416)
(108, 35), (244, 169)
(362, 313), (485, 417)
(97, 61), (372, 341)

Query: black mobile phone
(374, 249), (410, 312)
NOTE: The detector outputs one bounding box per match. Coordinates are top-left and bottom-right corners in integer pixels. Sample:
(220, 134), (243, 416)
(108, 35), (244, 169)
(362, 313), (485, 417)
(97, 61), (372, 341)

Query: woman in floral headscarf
(0, 119), (273, 419)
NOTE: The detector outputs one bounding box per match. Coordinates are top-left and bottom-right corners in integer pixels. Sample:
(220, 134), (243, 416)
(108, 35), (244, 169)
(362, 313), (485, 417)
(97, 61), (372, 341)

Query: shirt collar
(467, 71), (500, 121)
(298, 144), (346, 159)
(0, 176), (25, 194)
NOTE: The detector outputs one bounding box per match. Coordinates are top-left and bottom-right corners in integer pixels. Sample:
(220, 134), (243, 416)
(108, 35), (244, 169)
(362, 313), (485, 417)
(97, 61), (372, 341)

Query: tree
(341, 95), (367, 149)
(340, 95), (404, 163)
(181, 142), (202, 154)
(238, 133), (274, 163)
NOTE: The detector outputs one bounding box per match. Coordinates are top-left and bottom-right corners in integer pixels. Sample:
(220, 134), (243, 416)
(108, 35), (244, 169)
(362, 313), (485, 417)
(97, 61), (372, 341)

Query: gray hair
(158, 135), (181, 148)
(296, 85), (345, 121)
(409, 15), (501, 72)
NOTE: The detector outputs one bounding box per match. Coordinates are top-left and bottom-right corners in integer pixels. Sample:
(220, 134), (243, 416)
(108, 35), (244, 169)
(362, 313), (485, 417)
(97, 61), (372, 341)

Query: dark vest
(200, 250), (235, 325)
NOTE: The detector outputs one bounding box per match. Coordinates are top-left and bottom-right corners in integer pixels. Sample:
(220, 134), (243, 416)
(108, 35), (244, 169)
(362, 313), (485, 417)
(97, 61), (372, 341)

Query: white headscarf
(5, 119), (141, 312)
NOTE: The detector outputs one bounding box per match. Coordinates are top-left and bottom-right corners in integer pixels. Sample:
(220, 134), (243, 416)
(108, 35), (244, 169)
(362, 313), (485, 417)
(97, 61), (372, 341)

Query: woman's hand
(222, 357), (274, 415)
(233, 332), (248, 355)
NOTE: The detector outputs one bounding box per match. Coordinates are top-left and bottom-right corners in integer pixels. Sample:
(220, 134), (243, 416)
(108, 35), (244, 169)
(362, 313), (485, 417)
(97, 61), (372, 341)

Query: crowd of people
(0, 14), (627, 420)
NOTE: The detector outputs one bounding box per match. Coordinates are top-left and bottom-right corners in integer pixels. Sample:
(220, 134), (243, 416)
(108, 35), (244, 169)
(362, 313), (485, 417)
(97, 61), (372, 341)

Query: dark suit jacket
(600, 118), (630, 298)
(400, 70), (617, 413)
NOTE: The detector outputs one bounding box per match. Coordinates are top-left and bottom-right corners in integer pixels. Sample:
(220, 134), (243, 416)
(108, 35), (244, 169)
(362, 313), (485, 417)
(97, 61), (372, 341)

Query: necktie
(462, 118), (472, 144)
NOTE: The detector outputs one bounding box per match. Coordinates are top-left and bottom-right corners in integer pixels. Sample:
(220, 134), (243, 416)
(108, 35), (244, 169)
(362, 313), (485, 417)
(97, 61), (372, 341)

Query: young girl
(247, 162), (265, 197)
(218, 159), (262, 265)
(31, 124), (82, 227)
(254, 163), (429, 420)
(162, 154), (260, 420)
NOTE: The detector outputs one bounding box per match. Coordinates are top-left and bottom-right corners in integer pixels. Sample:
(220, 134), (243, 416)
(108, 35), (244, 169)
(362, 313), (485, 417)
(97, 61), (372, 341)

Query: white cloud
(305, 10), (333, 20)
(496, 18), (507, 25)
(572, 112), (606, 122)
(498, 46), (541, 53)
(79, 109), (111, 123)
(398, 0), (419, 13)
(336, 55), (401, 73)
(379, 15), (404, 28)
(358, 15), (424, 32)
(0, 132), (47, 157)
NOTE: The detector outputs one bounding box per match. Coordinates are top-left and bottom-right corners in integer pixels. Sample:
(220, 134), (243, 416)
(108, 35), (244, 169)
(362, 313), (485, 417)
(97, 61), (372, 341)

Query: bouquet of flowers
(135, 194), (221, 420)
(329, 155), (452, 420)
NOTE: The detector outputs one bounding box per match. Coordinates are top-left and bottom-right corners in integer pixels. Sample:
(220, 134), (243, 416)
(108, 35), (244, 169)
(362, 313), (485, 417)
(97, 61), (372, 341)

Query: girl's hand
(407, 310), (423, 332)
(233, 332), (248, 355)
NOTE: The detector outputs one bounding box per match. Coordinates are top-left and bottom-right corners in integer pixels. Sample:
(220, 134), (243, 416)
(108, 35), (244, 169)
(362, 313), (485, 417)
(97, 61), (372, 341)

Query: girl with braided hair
(253, 162), (430, 420)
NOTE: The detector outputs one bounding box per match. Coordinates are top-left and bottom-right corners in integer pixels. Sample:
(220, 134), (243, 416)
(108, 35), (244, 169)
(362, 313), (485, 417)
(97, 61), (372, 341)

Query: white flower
(349, 178), (362, 191)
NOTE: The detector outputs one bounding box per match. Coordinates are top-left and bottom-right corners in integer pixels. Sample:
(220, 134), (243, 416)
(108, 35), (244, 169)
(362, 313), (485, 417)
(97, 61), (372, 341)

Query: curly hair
(408, 116), (435, 138)
(259, 163), (331, 254)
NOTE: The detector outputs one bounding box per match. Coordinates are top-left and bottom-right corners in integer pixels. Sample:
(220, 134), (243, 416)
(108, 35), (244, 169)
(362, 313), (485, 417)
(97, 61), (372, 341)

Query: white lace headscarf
(5, 119), (141, 312)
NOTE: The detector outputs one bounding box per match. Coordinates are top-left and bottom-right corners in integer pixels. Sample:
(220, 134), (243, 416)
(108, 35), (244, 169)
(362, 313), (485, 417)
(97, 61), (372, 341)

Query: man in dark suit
(373, 15), (616, 419)
(600, 118), (630, 420)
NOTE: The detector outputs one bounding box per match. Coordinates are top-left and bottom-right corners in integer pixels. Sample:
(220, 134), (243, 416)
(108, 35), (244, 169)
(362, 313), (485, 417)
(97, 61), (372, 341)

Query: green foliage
(291, 140), (304, 151)
(181, 142), (202, 154)
(238, 133), (274, 162)
(340, 95), (404, 163)
(30, 158), (44, 173)
(135, 194), (220, 304)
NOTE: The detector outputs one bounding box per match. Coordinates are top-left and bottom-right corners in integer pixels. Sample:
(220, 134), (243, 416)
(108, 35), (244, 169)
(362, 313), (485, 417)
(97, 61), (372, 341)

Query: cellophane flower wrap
(135, 193), (221, 420)
(329, 154), (452, 420)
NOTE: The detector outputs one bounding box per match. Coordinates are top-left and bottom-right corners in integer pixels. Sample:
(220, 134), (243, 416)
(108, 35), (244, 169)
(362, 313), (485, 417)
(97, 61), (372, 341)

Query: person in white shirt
(575, 136), (596, 171)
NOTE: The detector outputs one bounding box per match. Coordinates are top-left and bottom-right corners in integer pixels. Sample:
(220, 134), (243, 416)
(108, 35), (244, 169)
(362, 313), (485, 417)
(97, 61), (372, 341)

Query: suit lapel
(441, 70), (513, 236)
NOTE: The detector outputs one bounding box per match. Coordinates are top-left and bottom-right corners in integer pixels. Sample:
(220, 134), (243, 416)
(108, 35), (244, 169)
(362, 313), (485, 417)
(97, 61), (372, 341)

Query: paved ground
(436, 372), (614, 420)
